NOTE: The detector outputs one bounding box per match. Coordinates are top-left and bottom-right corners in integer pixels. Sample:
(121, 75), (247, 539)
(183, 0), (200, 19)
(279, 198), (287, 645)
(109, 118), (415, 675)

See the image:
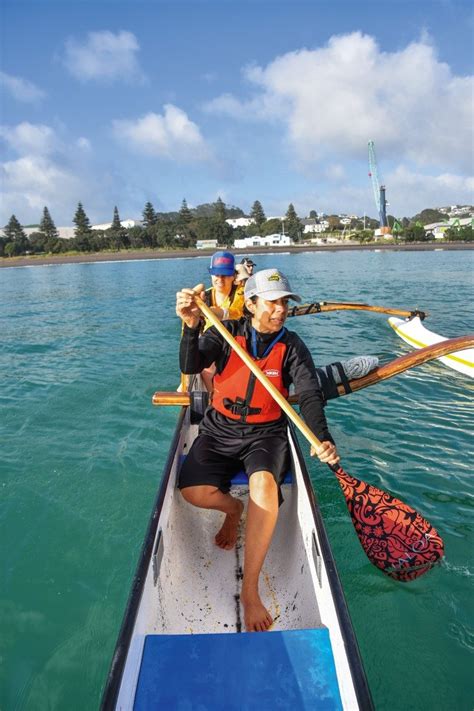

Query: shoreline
(1, 241), (472, 268)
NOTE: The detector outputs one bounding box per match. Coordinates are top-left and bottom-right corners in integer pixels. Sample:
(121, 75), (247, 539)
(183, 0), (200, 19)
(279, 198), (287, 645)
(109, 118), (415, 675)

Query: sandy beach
(0, 241), (472, 268)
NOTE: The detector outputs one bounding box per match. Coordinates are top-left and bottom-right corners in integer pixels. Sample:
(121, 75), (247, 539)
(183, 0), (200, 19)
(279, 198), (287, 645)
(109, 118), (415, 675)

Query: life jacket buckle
(223, 397), (261, 418)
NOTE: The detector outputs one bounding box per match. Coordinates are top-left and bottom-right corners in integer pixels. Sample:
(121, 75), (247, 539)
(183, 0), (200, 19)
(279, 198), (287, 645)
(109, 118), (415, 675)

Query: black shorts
(178, 430), (290, 495)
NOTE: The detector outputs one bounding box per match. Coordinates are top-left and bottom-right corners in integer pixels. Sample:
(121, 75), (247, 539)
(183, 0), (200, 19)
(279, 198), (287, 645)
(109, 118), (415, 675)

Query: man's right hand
(310, 440), (340, 466)
(176, 284), (205, 329)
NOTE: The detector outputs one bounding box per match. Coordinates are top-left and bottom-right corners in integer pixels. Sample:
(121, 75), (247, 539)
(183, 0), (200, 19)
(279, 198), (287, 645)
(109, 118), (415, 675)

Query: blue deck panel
(134, 628), (342, 710)
(178, 454), (292, 485)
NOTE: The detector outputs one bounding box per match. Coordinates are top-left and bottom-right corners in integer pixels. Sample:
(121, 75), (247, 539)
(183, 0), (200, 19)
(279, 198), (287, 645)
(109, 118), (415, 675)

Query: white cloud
(62, 30), (145, 83)
(0, 122), (56, 156)
(0, 71), (45, 102)
(77, 137), (91, 151)
(201, 71), (218, 83)
(1, 155), (82, 221)
(205, 32), (473, 174)
(204, 93), (261, 119)
(325, 163), (346, 181)
(387, 165), (474, 216)
(0, 122), (89, 225)
(113, 105), (211, 162)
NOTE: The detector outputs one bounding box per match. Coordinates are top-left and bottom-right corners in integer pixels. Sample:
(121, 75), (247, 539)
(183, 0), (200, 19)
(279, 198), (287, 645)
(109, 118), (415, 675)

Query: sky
(1, 0), (473, 226)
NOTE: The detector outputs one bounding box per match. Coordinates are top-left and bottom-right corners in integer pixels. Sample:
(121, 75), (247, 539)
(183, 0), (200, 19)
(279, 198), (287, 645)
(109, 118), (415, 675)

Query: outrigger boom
(288, 301), (427, 319)
(152, 335), (474, 408)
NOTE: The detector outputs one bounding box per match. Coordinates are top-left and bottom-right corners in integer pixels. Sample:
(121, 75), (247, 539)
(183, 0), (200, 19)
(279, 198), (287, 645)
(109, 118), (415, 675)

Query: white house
(234, 234), (292, 248)
(424, 217), (473, 239)
(303, 220), (329, 234)
(448, 205), (472, 217)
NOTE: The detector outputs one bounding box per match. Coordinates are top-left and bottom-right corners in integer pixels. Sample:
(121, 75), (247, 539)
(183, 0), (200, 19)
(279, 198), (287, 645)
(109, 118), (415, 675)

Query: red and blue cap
(208, 250), (235, 276)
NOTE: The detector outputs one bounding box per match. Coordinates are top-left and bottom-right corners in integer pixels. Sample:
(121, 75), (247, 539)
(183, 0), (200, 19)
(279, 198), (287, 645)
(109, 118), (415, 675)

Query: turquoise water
(1, 250), (473, 710)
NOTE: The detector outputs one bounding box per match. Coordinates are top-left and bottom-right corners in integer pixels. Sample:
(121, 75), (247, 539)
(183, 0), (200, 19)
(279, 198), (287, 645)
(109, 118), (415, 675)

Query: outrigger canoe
(389, 316), (474, 379)
(102, 302), (471, 710)
(101, 379), (373, 710)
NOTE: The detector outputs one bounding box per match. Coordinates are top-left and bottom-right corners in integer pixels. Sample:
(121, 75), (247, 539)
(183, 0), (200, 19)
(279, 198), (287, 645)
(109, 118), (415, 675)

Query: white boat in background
(101, 394), (373, 710)
(388, 316), (474, 378)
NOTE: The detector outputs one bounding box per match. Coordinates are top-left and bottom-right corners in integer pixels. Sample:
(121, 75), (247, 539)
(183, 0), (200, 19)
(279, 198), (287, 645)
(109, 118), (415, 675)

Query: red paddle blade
(331, 465), (444, 582)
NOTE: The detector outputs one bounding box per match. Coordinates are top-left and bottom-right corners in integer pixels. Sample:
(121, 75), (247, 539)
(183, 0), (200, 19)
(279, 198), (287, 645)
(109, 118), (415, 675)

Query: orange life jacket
(212, 335), (288, 423)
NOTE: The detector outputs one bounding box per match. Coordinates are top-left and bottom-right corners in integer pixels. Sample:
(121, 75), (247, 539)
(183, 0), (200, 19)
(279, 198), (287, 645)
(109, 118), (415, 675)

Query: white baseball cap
(244, 268), (301, 302)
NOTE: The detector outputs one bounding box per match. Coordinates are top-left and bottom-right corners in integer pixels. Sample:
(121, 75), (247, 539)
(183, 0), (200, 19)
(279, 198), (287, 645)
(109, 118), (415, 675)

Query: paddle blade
(331, 465), (444, 581)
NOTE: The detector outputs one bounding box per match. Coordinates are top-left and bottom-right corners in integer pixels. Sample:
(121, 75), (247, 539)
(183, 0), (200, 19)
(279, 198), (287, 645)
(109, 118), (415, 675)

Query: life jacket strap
(222, 396), (262, 418)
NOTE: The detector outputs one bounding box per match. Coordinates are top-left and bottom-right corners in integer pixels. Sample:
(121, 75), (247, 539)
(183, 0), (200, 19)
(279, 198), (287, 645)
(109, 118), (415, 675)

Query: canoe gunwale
(100, 406), (187, 711)
(288, 422), (374, 710)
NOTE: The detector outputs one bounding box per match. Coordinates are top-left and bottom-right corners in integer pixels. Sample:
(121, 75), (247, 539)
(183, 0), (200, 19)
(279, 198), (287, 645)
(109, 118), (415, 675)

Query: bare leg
(181, 485), (243, 550)
(240, 471), (279, 632)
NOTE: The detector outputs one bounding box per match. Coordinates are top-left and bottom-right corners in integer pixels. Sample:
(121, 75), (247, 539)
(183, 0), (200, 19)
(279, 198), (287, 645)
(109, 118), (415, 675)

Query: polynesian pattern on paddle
(332, 465), (445, 582)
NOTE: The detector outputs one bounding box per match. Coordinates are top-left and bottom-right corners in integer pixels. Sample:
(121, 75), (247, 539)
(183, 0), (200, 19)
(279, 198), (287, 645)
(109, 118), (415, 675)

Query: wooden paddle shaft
(194, 294), (324, 451)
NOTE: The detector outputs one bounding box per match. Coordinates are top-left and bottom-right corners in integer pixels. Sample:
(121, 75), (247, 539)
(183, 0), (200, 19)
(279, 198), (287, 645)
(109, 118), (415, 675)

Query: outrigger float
(287, 300), (473, 379)
(101, 300), (473, 711)
(388, 315), (474, 379)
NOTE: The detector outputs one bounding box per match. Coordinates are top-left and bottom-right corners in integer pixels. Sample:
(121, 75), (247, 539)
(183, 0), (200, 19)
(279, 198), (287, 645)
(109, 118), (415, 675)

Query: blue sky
(1, 0), (473, 226)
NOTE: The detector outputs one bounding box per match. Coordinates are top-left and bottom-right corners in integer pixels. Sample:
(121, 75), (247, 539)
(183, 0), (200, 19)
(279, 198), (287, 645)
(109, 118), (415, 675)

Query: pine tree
(109, 206), (129, 249)
(285, 203), (302, 242)
(179, 198), (193, 225)
(142, 201), (157, 227)
(73, 202), (92, 237)
(111, 206), (122, 232)
(250, 200), (266, 228)
(39, 206), (59, 240)
(4, 214), (27, 242)
(214, 196), (226, 223)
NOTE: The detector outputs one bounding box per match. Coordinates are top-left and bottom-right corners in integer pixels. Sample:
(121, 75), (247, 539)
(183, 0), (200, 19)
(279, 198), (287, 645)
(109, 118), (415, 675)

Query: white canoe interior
(389, 315), (474, 378)
(153, 424), (332, 635)
(105, 406), (372, 710)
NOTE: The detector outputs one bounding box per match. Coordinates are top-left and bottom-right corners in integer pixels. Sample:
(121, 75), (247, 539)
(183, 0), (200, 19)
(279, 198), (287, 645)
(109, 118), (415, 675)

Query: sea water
(1, 249), (473, 710)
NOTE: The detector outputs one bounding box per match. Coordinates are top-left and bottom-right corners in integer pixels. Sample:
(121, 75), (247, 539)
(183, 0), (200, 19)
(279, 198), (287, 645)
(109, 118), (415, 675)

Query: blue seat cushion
(179, 454), (292, 485)
(134, 628), (342, 710)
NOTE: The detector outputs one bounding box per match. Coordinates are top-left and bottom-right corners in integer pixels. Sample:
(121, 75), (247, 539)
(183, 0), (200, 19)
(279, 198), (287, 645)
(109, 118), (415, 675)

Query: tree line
(1, 199), (472, 258)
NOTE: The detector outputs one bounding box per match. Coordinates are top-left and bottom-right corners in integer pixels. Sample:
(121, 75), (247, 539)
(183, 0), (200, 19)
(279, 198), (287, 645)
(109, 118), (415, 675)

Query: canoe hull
(101, 404), (372, 710)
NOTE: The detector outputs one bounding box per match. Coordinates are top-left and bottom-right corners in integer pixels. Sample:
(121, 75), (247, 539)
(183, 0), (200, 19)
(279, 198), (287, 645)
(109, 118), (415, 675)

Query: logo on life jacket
(264, 369), (280, 377)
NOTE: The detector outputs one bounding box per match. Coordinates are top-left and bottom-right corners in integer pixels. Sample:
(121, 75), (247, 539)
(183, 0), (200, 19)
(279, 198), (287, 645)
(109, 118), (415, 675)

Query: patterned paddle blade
(331, 465), (445, 581)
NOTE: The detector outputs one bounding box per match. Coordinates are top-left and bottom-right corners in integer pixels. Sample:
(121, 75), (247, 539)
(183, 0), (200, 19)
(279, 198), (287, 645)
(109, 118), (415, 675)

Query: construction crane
(368, 140), (390, 234)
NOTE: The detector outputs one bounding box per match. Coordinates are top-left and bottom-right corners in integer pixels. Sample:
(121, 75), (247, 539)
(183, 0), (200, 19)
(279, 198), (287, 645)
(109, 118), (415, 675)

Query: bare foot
(215, 499), (244, 550)
(240, 592), (273, 632)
